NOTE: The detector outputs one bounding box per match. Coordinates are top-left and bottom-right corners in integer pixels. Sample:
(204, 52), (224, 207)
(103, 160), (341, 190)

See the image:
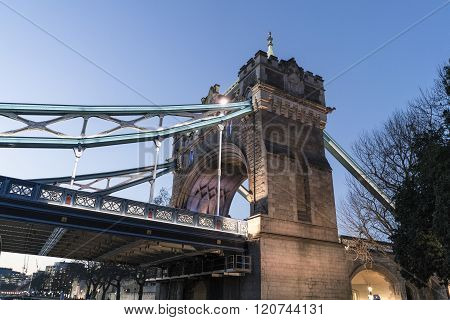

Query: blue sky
(0, 0), (448, 274)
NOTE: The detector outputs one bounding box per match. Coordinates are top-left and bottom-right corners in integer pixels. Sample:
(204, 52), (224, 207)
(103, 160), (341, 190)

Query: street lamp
(368, 286), (373, 300)
(219, 97), (229, 105)
(216, 122), (224, 216)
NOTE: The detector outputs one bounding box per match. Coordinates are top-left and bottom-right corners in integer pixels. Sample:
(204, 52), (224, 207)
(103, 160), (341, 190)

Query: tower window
(188, 150), (194, 165)
(227, 120), (233, 136)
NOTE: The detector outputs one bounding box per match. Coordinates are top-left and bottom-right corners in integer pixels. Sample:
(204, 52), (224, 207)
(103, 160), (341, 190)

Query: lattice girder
(0, 101), (252, 148)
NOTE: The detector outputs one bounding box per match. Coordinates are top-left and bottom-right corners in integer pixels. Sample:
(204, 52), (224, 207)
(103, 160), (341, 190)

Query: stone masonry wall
(259, 235), (351, 299)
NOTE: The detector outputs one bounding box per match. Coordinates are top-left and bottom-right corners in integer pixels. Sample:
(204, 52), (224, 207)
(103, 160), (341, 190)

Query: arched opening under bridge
(351, 268), (402, 300)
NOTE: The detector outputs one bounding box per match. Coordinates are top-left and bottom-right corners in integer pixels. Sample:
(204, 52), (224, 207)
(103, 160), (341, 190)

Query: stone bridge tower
(171, 48), (351, 299)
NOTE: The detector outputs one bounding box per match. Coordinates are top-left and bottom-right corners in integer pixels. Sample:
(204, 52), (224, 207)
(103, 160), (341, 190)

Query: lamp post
(216, 98), (228, 216)
(216, 123), (224, 216)
(368, 286), (373, 300)
(149, 116), (163, 203)
(149, 139), (162, 203)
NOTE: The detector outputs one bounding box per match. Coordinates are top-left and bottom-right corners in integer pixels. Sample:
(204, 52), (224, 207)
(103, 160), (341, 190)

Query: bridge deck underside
(0, 196), (246, 265)
(0, 219), (222, 264)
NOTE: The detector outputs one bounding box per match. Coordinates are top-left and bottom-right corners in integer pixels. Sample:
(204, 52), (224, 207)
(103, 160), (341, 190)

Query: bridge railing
(0, 176), (248, 236)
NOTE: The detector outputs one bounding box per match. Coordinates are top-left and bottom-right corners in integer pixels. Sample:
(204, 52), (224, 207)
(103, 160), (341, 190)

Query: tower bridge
(1, 39), (437, 299)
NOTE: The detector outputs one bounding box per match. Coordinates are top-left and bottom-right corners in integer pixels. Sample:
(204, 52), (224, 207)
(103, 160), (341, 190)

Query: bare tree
(109, 264), (130, 300)
(341, 236), (391, 268)
(338, 63), (449, 247)
(98, 264), (115, 300)
(132, 266), (156, 300)
(338, 110), (418, 243)
(81, 261), (103, 300)
(153, 187), (171, 206)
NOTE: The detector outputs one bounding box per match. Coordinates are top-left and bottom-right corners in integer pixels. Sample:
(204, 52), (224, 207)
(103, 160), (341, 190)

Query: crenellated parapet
(233, 50), (326, 106)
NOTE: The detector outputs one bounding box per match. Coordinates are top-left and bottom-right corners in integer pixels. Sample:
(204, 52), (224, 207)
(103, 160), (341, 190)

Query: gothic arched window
(189, 150), (194, 165)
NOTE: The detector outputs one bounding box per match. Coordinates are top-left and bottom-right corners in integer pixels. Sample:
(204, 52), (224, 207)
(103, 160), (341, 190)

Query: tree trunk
(101, 282), (111, 300)
(138, 283), (144, 300)
(91, 283), (99, 300)
(444, 279), (449, 300)
(116, 281), (121, 300)
(85, 282), (92, 300)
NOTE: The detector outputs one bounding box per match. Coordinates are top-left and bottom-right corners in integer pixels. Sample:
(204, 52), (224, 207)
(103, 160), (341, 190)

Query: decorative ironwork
(239, 221), (248, 235)
(126, 203), (145, 216)
(222, 218), (238, 232)
(155, 210), (173, 222)
(8, 183), (33, 197)
(198, 216), (214, 229)
(74, 194), (96, 208)
(101, 199), (122, 212)
(341, 236), (392, 269)
(39, 189), (63, 202)
(176, 213), (194, 225)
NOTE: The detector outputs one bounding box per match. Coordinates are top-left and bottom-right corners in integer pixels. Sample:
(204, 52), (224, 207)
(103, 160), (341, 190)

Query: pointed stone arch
(350, 264), (404, 300)
(174, 142), (249, 217)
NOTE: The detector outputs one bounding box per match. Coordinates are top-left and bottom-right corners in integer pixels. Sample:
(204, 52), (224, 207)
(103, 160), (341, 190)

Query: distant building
(0, 267), (13, 277)
(0, 268), (30, 292)
(43, 261), (83, 298)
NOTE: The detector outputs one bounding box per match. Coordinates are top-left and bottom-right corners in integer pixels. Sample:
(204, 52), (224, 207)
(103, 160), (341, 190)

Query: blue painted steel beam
(94, 167), (174, 196)
(38, 227), (66, 256)
(0, 104), (252, 149)
(0, 101), (251, 116)
(32, 161), (176, 184)
(323, 130), (395, 212)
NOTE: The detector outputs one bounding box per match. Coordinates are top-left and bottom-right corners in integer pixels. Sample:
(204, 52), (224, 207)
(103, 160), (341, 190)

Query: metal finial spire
(267, 32), (274, 58)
